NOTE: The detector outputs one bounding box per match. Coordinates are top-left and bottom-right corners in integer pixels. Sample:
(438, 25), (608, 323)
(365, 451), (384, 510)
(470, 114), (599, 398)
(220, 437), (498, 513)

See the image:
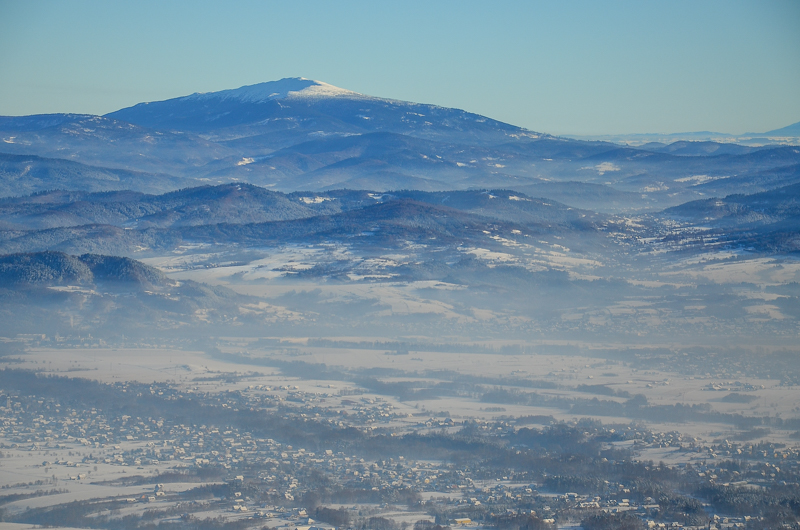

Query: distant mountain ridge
(664, 182), (800, 228)
(0, 184), (608, 255)
(105, 77), (531, 149)
(0, 251), (166, 287)
(567, 119), (800, 148)
(764, 120), (800, 137)
(3, 178), (796, 257)
(0, 183), (601, 232)
(0, 152), (188, 198)
(1, 78), (799, 213)
(0, 114), (236, 176)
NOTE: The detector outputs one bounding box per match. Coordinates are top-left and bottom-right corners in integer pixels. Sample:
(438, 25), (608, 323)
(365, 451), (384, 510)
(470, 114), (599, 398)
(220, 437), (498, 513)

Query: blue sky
(1, 0), (798, 135)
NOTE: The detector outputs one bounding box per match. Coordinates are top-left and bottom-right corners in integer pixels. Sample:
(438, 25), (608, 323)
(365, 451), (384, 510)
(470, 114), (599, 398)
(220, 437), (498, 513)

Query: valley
(0, 78), (798, 529)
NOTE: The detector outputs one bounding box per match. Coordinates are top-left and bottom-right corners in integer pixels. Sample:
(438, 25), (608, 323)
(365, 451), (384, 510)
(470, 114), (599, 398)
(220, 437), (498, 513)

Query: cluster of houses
(0, 379), (798, 529)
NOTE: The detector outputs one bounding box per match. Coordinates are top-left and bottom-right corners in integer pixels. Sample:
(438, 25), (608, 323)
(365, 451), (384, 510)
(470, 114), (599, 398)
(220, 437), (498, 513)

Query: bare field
(9, 344), (800, 446)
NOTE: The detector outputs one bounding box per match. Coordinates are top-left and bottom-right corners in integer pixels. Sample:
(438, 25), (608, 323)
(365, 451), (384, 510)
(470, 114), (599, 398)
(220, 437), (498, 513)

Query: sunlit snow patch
(298, 196), (334, 204)
(186, 78), (363, 104)
(675, 175), (728, 185)
(594, 162), (620, 175)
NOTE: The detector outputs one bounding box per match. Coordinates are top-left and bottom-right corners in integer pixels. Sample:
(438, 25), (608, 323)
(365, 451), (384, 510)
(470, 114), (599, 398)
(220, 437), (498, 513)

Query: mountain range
(565, 120), (800, 147)
(1, 78), (798, 213)
(0, 78), (798, 340)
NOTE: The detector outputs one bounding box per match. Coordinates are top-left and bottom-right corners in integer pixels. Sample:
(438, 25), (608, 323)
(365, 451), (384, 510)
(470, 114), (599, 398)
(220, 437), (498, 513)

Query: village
(0, 370), (798, 530)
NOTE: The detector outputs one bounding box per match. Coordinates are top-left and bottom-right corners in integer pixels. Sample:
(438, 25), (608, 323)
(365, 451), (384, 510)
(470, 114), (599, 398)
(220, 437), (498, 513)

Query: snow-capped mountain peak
(104, 77), (524, 138)
(183, 77), (362, 103)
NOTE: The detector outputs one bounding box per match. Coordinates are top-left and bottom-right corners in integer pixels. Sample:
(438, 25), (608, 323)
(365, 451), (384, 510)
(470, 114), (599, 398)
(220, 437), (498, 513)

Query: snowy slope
(104, 77), (529, 145)
(182, 78), (363, 103)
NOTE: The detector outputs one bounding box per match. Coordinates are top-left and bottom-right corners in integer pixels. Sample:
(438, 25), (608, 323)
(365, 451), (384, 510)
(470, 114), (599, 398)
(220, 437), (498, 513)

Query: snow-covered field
(10, 343), (799, 445)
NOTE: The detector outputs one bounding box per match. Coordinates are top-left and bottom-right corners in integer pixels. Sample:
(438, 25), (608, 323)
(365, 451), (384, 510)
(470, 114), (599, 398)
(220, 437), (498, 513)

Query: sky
(0, 0), (798, 136)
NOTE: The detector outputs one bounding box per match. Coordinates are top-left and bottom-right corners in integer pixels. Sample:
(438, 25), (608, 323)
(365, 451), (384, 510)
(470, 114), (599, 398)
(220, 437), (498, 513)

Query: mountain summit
(104, 77), (527, 144)
(181, 77), (363, 104)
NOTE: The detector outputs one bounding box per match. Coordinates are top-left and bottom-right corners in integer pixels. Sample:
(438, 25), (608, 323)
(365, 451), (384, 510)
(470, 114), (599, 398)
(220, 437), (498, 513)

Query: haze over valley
(1, 78), (799, 530)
